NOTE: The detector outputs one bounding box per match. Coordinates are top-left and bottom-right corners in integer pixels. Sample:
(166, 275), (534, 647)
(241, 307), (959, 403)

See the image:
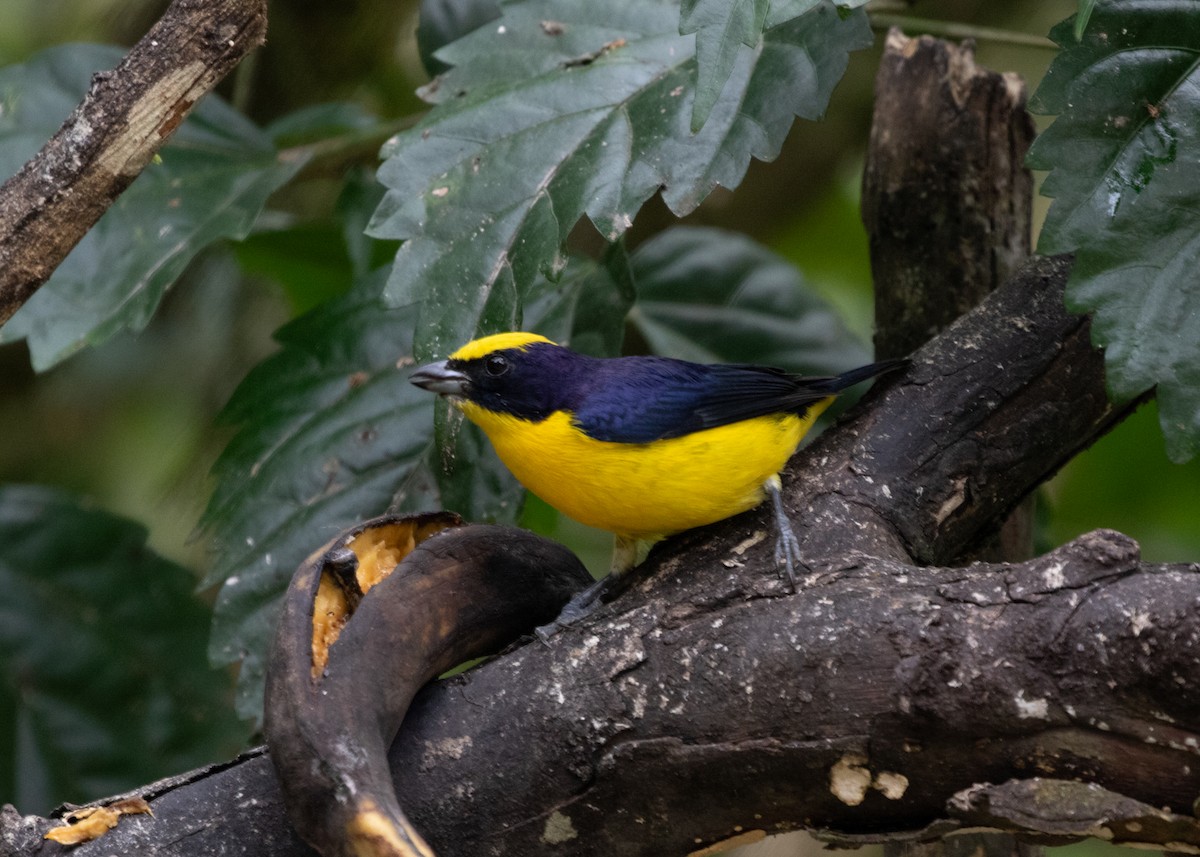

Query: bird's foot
(766, 475), (808, 592)
(535, 535), (648, 641)
(535, 575), (614, 642)
(773, 520), (807, 592)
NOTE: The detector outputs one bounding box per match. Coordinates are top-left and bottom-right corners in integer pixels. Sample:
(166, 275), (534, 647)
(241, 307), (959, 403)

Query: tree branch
(6, 528), (1197, 856)
(0, 0), (268, 326)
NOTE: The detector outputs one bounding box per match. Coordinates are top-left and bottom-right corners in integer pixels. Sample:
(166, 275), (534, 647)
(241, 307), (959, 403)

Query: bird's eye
(484, 354), (510, 376)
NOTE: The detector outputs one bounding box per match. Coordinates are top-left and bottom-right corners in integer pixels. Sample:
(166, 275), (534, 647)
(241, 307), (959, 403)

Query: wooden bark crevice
(0, 0), (268, 326)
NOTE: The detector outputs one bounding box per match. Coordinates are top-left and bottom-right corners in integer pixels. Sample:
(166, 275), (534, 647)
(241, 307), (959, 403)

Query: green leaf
(0, 485), (242, 811)
(1074, 0), (1098, 41)
(1028, 2), (1200, 462)
(416, 0), (503, 76)
(368, 0), (871, 361)
(627, 226), (870, 372)
(0, 44), (299, 371)
(679, 0), (869, 132)
(681, 0), (770, 132)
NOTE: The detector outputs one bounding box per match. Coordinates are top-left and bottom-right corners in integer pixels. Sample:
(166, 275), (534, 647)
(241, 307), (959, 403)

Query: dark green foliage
(368, 0), (872, 361)
(1029, 1), (1200, 461)
(0, 486), (242, 810)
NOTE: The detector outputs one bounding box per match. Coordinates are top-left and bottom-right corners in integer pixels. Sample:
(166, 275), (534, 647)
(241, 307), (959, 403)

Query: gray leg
(535, 574), (620, 641)
(535, 535), (642, 641)
(765, 474), (804, 591)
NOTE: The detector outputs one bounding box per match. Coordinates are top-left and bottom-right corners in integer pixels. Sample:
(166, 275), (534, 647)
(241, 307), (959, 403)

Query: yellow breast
(457, 400), (830, 539)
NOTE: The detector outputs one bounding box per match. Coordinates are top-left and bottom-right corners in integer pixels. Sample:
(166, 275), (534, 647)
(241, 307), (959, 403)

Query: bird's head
(410, 332), (582, 420)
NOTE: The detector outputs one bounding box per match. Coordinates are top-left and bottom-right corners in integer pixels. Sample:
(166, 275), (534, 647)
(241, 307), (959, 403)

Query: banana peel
(263, 512), (592, 857)
(44, 798), (153, 846)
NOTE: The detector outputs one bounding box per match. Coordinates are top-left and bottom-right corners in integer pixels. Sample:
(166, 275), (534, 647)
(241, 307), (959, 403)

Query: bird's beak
(410, 360), (469, 396)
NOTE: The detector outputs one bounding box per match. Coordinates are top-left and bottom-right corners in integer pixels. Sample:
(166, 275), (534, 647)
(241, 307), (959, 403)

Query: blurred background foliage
(0, 3), (1196, 851)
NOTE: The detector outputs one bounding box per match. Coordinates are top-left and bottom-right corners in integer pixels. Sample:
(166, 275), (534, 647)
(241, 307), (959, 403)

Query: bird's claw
(766, 474), (808, 592)
(533, 575), (614, 642)
(773, 520), (808, 592)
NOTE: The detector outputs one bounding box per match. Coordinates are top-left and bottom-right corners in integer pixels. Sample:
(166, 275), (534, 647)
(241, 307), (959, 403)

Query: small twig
(280, 115), (422, 180)
(230, 47), (259, 116)
(870, 13), (1057, 50)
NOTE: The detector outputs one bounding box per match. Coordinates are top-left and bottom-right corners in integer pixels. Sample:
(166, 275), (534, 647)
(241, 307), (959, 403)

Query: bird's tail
(811, 357), (908, 394)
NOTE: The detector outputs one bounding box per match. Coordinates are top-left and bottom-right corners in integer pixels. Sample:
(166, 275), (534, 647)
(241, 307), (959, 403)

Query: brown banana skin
(264, 514), (592, 857)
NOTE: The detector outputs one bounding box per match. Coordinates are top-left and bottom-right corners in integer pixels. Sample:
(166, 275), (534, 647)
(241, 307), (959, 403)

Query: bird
(410, 331), (904, 632)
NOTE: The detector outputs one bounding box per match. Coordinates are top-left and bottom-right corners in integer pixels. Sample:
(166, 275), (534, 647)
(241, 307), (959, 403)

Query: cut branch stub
(263, 513), (593, 857)
(863, 29), (1034, 361)
(861, 28), (1038, 569)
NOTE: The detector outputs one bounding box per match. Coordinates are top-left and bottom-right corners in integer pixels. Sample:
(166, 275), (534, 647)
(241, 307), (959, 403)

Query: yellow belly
(457, 401), (830, 539)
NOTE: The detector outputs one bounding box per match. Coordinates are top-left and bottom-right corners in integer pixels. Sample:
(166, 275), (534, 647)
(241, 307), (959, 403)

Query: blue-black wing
(570, 357), (900, 443)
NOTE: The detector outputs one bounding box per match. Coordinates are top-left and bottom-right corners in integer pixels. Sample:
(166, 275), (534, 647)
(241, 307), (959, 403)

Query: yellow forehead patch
(449, 332), (555, 361)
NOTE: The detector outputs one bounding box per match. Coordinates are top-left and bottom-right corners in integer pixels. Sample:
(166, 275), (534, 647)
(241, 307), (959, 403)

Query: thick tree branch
(0, 0), (268, 326)
(6, 530), (1197, 857)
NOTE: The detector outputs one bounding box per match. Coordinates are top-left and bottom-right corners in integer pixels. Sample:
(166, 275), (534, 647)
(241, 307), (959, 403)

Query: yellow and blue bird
(411, 332), (903, 628)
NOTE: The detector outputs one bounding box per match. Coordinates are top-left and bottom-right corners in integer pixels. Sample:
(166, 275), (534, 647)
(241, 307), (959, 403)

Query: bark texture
(6, 529), (1198, 857)
(862, 29), (1039, 569)
(0, 0), (268, 326)
(863, 30), (1035, 362)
